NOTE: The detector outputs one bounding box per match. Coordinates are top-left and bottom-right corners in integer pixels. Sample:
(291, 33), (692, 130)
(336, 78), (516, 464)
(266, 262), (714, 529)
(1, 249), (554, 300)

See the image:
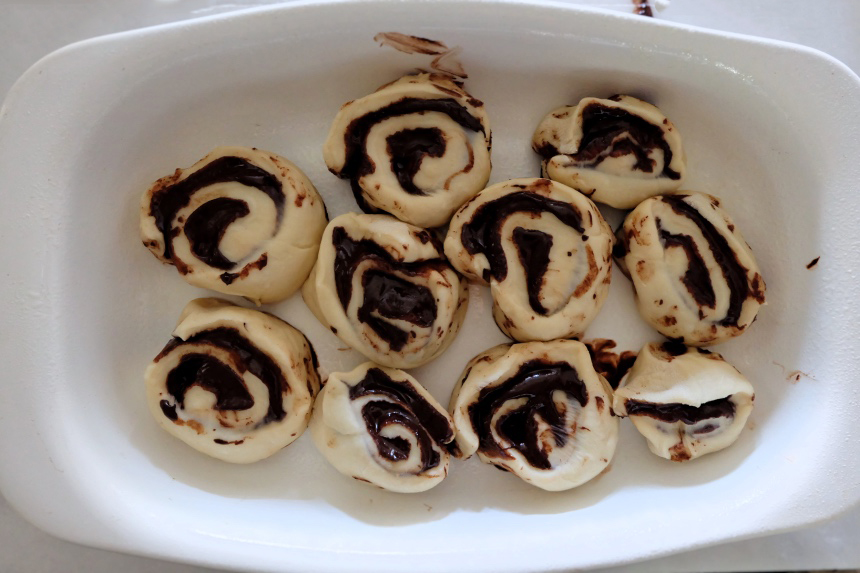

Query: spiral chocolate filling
(149, 156), (285, 262)
(339, 97), (485, 209)
(331, 226), (447, 351)
(512, 227), (553, 315)
(386, 127), (446, 196)
(657, 218), (716, 313)
(537, 101), (681, 180)
(460, 190), (584, 286)
(183, 197), (250, 270)
(155, 327), (287, 425)
(624, 396), (736, 426)
(469, 360), (588, 470)
(350, 368), (453, 471)
(658, 195), (757, 326)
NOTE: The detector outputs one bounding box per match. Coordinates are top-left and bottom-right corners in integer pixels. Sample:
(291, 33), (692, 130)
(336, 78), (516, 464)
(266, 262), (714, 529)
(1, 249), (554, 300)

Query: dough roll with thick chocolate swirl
(145, 298), (320, 463)
(323, 73), (491, 228)
(533, 95), (686, 209)
(140, 146), (327, 304)
(616, 191), (766, 346)
(310, 363), (455, 492)
(449, 340), (618, 491)
(613, 341), (755, 462)
(444, 178), (613, 342)
(302, 213), (467, 368)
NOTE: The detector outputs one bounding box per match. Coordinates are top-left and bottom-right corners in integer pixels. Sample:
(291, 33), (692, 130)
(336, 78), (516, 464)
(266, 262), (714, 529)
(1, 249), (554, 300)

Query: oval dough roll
(323, 73), (491, 228)
(533, 95), (685, 208)
(310, 363), (454, 493)
(449, 339), (618, 491)
(145, 298), (320, 463)
(445, 178), (613, 341)
(613, 341), (755, 462)
(140, 146), (327, 304)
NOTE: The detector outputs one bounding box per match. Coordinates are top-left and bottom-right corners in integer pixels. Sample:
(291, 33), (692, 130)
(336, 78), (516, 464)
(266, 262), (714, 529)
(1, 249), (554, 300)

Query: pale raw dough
(618, 191), (766, 346)
(323, 73), (491, 228)
(302, 212), (468, 368)
(145, 298), (320, 463)
(613, 342), (755, 462)
(140, 146), (327, 304)
(449, 339), (618, 491)
(310, 362), (454, 493)
(533, 95), (686, 208)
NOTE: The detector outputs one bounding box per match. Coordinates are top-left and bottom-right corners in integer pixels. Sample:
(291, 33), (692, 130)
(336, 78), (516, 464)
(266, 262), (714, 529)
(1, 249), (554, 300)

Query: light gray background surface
(2, 0), (859, 571)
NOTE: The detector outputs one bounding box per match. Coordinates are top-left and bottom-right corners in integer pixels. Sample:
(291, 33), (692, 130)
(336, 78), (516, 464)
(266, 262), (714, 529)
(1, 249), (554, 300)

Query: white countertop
(2, 1), (859, 571)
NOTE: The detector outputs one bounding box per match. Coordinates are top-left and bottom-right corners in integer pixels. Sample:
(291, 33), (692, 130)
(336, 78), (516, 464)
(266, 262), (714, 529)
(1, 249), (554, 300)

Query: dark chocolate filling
(536, 101), (679, 180)
(148, 156), (284, 263)
(350, 367), (453, 472)
(584, 339), (638, 389)
(625, 396), (736, 425)
(386, 127), (446, 196)
(660, 339), (690, 357)
(659, 195), (752, 326)
(633, 0), (653, 17)
(469, 359), (588, 470)
(184, 197), (250, 270)
(460, 190), (584, 291)
(657, 216), (717, 311)
(156, 326), (288, 425)
(337, 97), (484, 212)
(166, 354), (254, 411)
(332, 226), (448, 351)
(512, 227), (553, 315)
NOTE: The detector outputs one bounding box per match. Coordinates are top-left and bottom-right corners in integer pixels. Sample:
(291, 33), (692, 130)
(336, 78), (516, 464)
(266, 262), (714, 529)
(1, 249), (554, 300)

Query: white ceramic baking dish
(1, 0), (859, 571)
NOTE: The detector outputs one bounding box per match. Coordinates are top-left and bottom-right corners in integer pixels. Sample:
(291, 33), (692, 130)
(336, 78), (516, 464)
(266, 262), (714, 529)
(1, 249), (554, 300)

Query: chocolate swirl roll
(323, 73), (491, 228)
(310, 362), (454, 492)
(533, 95), (686, 209)
(449, 340), (618, 491)
(613, 341), (755, 462)
(444, 178), (613, 341)
(302, 213), (467, 368)
(145, 298), (320, 463)
(140, 146), (327, 304)
(616, 192), (766, 346)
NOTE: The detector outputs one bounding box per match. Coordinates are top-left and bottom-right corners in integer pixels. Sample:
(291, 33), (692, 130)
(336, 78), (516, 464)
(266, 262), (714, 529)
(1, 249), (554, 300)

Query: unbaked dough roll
(613, 341), (755, 462)
(449, 340), (618, 491)
(323, 73), (491, 228)
(140, 146), (327, 304)
(616, 192), (766, 346)
(310, 363), (454, 492)
(533, 95), (686, 208)
(302, 213), (468, 368)
(444, 178), (613, 341)
(145, 298), (320, 463)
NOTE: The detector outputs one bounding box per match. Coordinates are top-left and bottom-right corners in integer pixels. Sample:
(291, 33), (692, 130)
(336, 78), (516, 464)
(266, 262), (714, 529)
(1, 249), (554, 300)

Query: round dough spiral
(449, 339), (618, 491)
(533, 95), (686, 209)
(302, 213), (468, 369)
(323, 73), (491, 228)
(145, 298), (320, 463)
(444, 178), (613, 342)
(310, 362), (455, 493)
(140, 146), (327, 304)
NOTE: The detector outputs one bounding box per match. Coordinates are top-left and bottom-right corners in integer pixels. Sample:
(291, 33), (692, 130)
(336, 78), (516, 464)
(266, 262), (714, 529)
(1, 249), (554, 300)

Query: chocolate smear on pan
(633, 0), (654, 17)
(584, 338), (638, 389)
